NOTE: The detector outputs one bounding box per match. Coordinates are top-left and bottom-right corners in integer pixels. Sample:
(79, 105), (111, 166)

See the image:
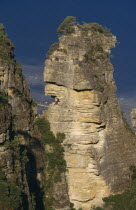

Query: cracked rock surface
(44, 25), (136, 209)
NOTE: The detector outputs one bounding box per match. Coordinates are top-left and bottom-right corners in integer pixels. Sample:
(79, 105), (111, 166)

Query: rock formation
(0, 25), (44, 209)
(44, 23), (136, 209)
(131, 108), (136, 128)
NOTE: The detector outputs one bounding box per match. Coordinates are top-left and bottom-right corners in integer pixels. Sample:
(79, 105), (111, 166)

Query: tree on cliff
(0, 24), (15, 63)
(0, 168), (22, 209)
(94, 166), (136, 210)
(57, 16), (77, 36)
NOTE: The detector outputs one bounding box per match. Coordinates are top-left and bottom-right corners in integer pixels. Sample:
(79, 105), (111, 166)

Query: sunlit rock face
(131, 108), (136, 128)
(44, 25), (136, 209)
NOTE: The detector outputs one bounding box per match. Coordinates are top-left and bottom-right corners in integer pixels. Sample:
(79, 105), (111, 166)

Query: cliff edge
(0, 24), (44, 209)
(44, 19), (136, 209)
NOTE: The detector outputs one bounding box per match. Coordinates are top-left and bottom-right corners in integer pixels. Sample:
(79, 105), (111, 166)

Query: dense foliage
(88, 23), (112, 36)
(57, 17), (111, 38)
(0, 24), (14, 64)
(94, 166), (136, 210)
(0, 168), (22, 209)
(0, 92), (10, 111)
(31, 99), (37, 107)
(34, 117), (66, 209)
(0, 92), (8, 105)
(80, 23), (112, 37)
(57, 16), (77, 36)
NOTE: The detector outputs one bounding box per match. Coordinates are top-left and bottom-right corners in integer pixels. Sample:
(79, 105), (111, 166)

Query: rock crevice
(44, 23), (136, 209)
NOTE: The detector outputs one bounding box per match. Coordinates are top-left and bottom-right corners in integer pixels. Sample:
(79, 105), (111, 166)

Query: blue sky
(1, 0), (136, 112)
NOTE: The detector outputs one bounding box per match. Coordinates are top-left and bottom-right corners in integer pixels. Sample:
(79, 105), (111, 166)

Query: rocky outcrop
(131, 108), (136, 128)
(44, 23), (136, 209)
(0, 25), (44, 209)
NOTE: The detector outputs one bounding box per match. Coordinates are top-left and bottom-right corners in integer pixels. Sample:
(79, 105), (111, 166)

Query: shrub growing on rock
(0, 168), (22, 209)
(57, 16), (77, 36)
(93, 166), (136, 210)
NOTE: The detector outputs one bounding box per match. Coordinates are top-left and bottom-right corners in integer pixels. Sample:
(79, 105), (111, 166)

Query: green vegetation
(0, 92), (8, 105)
(31, 99), (37, 107)
(34, 118), (66, 177)
(15, 61), (22, 76)
(0, 24), (24, 77)
(80, 23), (112, 37)
(3, 137), (31, 210)
(0, 24), (15, 64)
(34, 117), (66, 209)
(46, 17), (112, 61)
(57, 17), (111, 38)
(84, 44), (108, 63)
(70, 202), (78, 210)
(0, 23), (23, 82)
(46, 42), (59, 58)
(5, 137), (29, 178)
(57, 16), (77, 37)
(46, 43), (67, 59)
(0, 168), (22, 209)
(89, 23), (112, 36)
(93, 166), (136, 210)
(0, 92), (9, 110)
(0, 25), (23, 75)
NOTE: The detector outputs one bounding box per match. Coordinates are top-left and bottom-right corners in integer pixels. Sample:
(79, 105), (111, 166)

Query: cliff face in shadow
(44, 22), (136, 209)
(0, 25), (44, 209)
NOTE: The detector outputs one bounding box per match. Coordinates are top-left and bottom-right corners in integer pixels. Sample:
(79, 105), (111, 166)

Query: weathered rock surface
(0, 25), (44, 209)
(131, 108), (136, 128)
(44, 24), (136, 209)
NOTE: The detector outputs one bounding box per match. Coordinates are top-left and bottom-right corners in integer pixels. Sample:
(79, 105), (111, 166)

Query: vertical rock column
(44, 25), (136, 209)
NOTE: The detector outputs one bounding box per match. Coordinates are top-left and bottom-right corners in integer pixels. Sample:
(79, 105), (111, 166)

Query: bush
(93, 166), (136, 210)
(34, 118), (66, 175)
(83, 23), (112, 36)
(57, 16), (77, 37)
(0, 92), (8, 105)
(0, 92), (9, 109)
(90, 23), (111, 35)
(80, 23), (112, 38)
(15, 61), (22, 75)
(46, 42), (59, 58)
(84, 44), (108, 63)
(0, 24), (15, 64)
(31, 99), (37, 107)
(70, 202), (76, 210)
(34, 117), (66, 209)
(0, 168), (22, 209)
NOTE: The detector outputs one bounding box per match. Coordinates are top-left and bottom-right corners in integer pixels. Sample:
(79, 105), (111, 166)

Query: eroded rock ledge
(44, 23), (136, 209)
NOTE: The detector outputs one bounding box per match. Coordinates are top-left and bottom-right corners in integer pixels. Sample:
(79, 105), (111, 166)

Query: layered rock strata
(44, 24), (136, 209)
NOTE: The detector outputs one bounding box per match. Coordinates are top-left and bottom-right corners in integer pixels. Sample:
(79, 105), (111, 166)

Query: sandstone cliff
(44, 22), (136, 209)
(131, 108), (136, 128)
(0, 25), (44, 209)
